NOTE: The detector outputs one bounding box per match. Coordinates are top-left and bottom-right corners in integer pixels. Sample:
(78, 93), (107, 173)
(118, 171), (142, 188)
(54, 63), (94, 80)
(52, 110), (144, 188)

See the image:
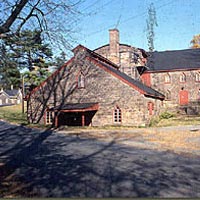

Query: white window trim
(46, 111), (54, 124)
(113, 107), (122, 123)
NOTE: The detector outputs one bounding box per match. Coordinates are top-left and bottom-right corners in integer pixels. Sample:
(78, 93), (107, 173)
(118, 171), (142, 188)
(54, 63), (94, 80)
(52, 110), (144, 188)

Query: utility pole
(22, 75), (25, 113)
(146, 3), (158, 52)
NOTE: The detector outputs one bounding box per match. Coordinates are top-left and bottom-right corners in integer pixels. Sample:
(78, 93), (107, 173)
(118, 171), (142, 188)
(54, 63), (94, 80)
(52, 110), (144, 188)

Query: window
(46, 111), (54, 124)
(164, 73), (171, 83)
(78, 73), (85, 88)
(180, 73), (186, 83)
(114, 107), (122, 123)
(147, 102), (154, 115)
(195, 72), (200, 82)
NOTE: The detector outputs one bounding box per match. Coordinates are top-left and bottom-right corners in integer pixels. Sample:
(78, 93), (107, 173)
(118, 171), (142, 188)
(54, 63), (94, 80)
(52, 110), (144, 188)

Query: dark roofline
(144, 68), (200, 74)
(146, 48), (200, 72)
(0, 91), (10, 98)
(86, 55), (164, 100)
(28, 44), (164, 100)
(73, 44), (120, 69)
(4, 89), (20, 97)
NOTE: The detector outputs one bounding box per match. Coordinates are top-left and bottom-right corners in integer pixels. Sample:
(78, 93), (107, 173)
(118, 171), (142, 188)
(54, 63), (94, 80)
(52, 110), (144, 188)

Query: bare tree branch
(16, 0), (42, 34)
(0, 0), (28, 34)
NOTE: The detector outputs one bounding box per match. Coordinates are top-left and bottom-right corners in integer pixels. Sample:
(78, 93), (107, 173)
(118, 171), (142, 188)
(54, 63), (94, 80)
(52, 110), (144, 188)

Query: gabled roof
(0, 89), (20, 99)
(28, 45), (164, 100)
(76, 45), (164, 100)
(4, 89), (19, 97)
(147, 48), (200, 72)
(0, 90), (10, 98)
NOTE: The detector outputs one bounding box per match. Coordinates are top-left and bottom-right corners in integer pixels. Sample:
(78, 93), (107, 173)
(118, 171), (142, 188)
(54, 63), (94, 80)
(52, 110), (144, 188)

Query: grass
(1, 104), (200, 129)
(152, 115), (200, 127)
(0, 104), (28, 125)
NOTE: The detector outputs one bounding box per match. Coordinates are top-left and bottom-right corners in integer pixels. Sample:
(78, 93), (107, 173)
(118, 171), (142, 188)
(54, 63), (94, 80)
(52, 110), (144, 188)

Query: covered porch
(50, 103), (99, 127)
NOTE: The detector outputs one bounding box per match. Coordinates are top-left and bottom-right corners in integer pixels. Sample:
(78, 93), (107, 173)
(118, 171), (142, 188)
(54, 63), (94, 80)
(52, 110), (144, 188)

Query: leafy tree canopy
(190, 34), (200, 49)
(0, 43), (21, 89)
(0, 29), (53, 90)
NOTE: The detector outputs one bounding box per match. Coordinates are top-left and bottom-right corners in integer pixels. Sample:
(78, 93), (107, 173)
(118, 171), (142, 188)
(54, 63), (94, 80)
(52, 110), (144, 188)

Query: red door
(141, 73), (151, 87)
(179, 90), (189, 105)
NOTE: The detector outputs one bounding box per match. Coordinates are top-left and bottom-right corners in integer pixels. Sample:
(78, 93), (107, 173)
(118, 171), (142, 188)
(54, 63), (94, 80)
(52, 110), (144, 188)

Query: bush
(149, 116), (160, 127)
(159, 111), (175, 119)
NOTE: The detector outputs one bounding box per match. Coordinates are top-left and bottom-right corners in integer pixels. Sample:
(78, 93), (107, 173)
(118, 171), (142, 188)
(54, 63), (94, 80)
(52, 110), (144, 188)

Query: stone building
(27, 29), (200, 126)
(141, 49), (200, 114)
(94, 29), (147, 79)
(27, 45), (164, 127)
(95, 29), (200, 114)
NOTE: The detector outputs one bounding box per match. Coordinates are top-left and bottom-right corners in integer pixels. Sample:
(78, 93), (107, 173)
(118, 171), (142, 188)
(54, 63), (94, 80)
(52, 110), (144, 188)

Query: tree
(0, 43), (21, 89)
(146, 3), (158, 52)
(0, 0), (84, 51)
(4, 29), (53, 70)
(53, 51), (67, 70)
(190, 34), (200, 48)
(1, 29), (53, 91)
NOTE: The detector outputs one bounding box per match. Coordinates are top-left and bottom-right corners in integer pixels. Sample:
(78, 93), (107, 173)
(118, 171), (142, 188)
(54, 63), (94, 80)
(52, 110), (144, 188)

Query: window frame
(46, 111), (54, 124)
(147, 102), (154, 115)
(113, 106), (122, 123)
(195, 72), (200, 82)
(164, 73), (171, 84)
(179, 73), (186, 83)
(77, 72), (85, 89)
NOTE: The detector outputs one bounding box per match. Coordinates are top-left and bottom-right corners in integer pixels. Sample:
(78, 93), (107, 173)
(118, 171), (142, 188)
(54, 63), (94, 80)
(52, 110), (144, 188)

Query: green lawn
(1, 104), (200, 128)
(0, 104), (28, 125)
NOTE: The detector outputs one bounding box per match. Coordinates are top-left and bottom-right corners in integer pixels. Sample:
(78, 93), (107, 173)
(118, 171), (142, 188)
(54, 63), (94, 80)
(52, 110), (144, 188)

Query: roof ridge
(87, 55), (164, 100)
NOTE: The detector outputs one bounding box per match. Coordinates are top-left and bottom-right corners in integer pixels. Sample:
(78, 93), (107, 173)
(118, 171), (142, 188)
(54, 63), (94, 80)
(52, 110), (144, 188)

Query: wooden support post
(82, 113), (85, 126)
(55, 112), (59, 127)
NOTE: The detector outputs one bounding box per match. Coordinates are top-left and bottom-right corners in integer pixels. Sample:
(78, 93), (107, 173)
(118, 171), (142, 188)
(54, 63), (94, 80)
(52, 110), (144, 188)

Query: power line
(85, 0), (176, 38)
(114, 0), (124, 29)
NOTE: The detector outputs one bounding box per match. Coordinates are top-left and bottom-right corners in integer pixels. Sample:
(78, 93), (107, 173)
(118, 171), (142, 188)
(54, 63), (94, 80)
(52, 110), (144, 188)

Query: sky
(74, 0), (200, 52)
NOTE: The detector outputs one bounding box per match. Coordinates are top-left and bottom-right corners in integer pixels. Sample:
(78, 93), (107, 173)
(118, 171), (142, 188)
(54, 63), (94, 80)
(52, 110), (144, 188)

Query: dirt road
(0, 120), (200, 198)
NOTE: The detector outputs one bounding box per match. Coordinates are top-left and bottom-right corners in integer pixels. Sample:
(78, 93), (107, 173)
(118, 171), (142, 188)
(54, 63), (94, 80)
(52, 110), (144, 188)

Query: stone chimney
(109, 29), (119, 64)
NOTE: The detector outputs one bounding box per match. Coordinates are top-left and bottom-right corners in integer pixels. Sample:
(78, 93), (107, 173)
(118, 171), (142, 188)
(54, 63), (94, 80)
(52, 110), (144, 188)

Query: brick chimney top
(109, 29), (119, 64)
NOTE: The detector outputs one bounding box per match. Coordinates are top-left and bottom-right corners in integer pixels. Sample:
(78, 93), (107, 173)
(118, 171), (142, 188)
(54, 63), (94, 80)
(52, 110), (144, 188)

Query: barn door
(179, 90), (188, 105)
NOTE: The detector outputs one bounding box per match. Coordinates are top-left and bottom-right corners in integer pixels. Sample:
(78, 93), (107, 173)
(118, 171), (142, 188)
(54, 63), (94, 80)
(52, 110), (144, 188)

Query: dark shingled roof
(147, 48), (200, 72)
(95, 58), (165, 99)
(75, 45), (164, 100)
(4, 89), (19, 97)
(50, 102), (98, 111)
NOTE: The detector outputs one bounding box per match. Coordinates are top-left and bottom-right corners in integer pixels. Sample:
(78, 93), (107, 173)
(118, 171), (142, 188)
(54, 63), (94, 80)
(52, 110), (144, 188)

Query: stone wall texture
(147, 70), (200, 114)
(27, 50), (163, 126)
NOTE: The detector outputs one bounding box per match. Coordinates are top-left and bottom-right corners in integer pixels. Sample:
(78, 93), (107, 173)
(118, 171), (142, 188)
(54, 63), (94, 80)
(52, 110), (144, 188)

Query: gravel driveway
(0, 120), (200, 198)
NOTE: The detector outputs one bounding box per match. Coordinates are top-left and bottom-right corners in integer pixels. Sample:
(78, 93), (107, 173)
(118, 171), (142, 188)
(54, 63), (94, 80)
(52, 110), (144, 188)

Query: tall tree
(4, 29), (53, 70)
(1, 29), (53, 91)
(146, 3), (158, 52)
(0, 43), (21, 89)
(190, 34), (200, 48)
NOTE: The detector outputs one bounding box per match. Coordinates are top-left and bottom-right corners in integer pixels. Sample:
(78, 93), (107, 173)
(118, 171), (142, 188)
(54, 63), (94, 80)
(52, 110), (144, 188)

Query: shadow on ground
(0, 120), (200, 198)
